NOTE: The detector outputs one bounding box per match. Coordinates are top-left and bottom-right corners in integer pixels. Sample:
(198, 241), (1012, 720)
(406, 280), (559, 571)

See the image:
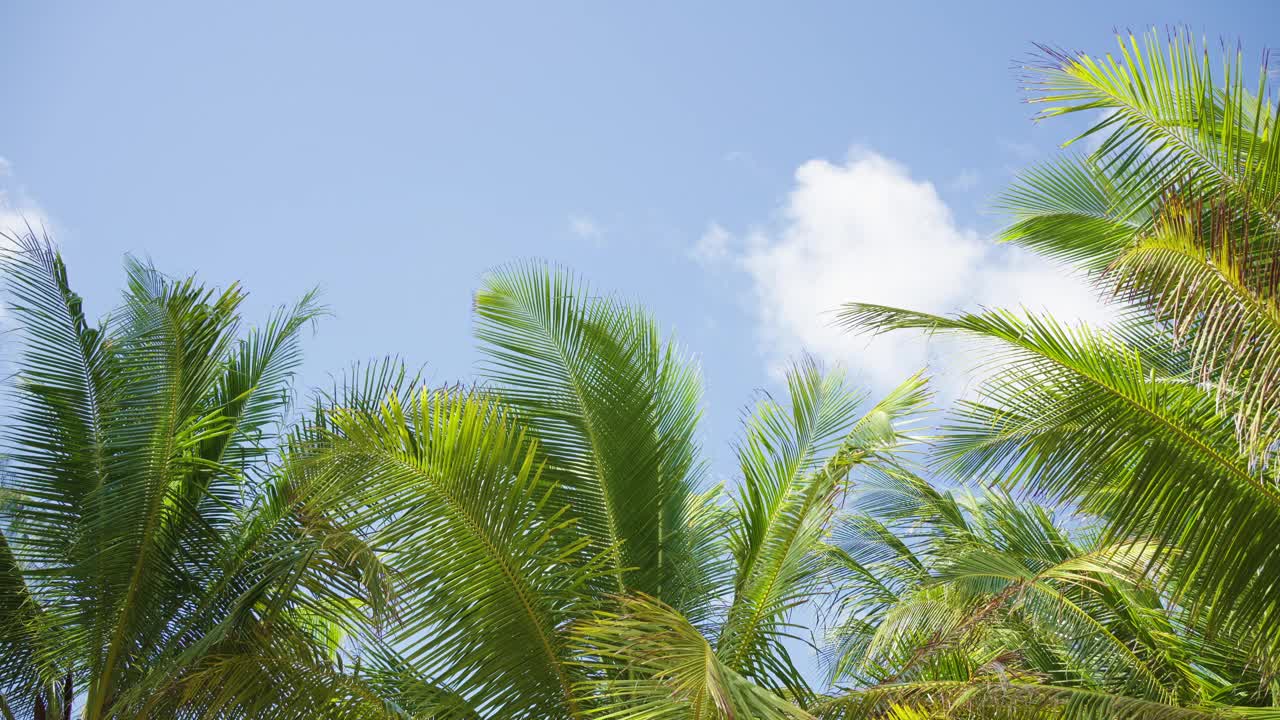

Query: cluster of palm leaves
(0, 233), (930, 719)
(3, 27), (1280, 720)
(829, 28), (1280, 719)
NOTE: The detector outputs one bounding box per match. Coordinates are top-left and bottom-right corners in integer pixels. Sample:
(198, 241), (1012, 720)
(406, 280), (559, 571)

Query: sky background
(2, 0), (1276, 683)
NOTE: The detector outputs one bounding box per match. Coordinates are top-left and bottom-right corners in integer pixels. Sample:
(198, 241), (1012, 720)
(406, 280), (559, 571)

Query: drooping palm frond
(312, 383), (610, 719)
(121, 628), (390, 720)
(837, 305), (1280, 660)
(473, 262), (721, 620)
(823, 468), (1217, 707)
(571, 594), (814, 720)
(1104, 199), (1280, 457)
(349, 645), (483, 720)
(821, 474), (985, 690)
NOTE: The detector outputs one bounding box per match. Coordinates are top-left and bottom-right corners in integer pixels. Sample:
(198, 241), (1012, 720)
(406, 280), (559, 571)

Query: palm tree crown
(0, 244), (927, 718)
(836, 28), (1280, 718)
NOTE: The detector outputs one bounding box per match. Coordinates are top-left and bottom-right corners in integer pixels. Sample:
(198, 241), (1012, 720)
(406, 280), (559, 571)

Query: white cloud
(690, 222), (732, 266)
(0, 157), (49, 241)
(1000, 139), (1040, 161)
(948, 169), (981, 192)
(568, 213), (604, 244)
(1078, 108), (1120, 155)
(697, 149), (1109, 395)
(723, 150), (768, 179)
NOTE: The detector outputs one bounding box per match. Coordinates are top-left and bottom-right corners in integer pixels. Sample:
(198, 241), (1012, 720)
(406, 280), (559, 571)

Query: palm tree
(835, 29), (1280, 718)
(303, 262), (932, 719)
(0, 234), (410, 719)
(14, 26), (1274, 719)
(0, 241), (928, 718)
(815, 470), (1273, 718)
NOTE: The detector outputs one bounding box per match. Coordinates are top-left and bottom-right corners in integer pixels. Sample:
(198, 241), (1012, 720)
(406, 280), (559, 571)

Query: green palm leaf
(717, 361), (930, 702)
(1024, 30), (1280, 232)
(837, 305), (1280, 657)
(1, 234), (393, 719)
(571, 594), (813, 720)
(473, 262), (718, 618)
(316, 384), (608, 718)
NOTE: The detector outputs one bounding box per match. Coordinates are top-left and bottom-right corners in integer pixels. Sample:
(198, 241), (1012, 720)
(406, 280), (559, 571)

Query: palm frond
(474, 262), (718, 617)
(2, 235), (376, 719)
(818, 679), (1238, 720)
(997, 155), (1147, 271)
(1024, 30), (1280, 234)
(1102, 201), (1280, 456)
(571, 594), (813, 720)
(717, 361), (930, 701)
(837, 304), (1280, 655)
(317, 386), (607, 719)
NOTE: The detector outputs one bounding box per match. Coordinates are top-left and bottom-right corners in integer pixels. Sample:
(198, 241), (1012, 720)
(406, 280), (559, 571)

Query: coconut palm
(0, 234), (415, 719)
(0, 241), (928, 719)
(303, 262), (932, 719)
(814, 471), (1274, 719)
(835, 29), (1280, 718)
(14, 26), (1276, 719)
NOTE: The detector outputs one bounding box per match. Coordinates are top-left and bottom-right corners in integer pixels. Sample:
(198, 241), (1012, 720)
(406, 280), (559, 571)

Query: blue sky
(2, 0), (1275, 682)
